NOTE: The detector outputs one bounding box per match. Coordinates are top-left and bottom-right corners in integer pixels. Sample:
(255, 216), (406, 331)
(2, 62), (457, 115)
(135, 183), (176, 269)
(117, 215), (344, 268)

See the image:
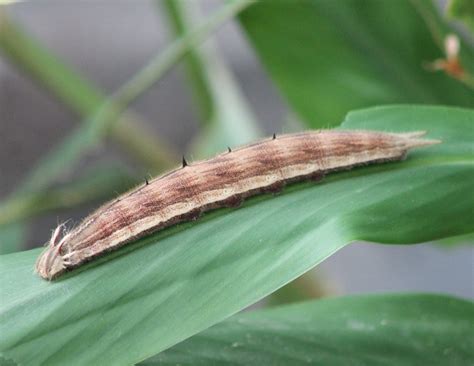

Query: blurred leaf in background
(146, 294), (474, 366)
(0, 9), (177, 171)
(238, 0), (474, 129)
(161, 0), (261, 158)
(0, 163), (138, 228)
(0, 223), (26, 255)
(0, 163), (137, 254)
(448, 0), (474, 33)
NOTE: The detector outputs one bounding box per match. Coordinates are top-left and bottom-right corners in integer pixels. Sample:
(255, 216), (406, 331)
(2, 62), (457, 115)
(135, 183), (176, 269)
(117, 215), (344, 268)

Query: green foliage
(0, 223), (26, 255)
(0, 1), (473, 364)
(145, 294), (474, 365)
(238, 0), (474, 128)
(448, 0), (474, 33)
(0, 12), (176, 170)
(0, 106), (472, 365)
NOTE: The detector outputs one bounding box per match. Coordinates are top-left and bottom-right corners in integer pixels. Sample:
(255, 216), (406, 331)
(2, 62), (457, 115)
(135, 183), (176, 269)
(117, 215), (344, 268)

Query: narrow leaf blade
(0, 106), (472, 365)
(145, 294), (474, 365)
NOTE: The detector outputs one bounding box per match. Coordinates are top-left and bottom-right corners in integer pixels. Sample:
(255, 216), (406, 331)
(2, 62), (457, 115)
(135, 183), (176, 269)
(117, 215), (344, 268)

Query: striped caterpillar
(36, 130), (440, 280)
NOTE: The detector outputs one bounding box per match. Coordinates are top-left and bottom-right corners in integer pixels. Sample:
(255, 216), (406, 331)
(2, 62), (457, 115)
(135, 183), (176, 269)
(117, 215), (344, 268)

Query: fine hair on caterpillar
(35, 130), (440, 280)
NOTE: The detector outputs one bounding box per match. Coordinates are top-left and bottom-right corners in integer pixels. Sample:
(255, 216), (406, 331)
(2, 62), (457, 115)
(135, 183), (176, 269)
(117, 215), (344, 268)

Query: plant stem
(160, 0), (261, 158)
(160, 0), (214, 125)
(0, 0), (255, 241)
(410, 0), (474, 91)
(0, 9), (177, 170)
(0, 165), (138, 226)
(109, 0), (255, 112)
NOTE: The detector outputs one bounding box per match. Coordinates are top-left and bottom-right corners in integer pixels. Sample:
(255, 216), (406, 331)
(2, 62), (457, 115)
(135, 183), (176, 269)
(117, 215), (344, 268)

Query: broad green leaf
(0, 106), (472, 365)
(144, 294), (474, 365)
(238, 0), (474, 128)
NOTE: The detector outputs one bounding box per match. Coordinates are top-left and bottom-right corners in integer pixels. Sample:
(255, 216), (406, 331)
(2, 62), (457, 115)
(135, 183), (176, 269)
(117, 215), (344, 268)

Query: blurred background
(0, 0), (473, 299)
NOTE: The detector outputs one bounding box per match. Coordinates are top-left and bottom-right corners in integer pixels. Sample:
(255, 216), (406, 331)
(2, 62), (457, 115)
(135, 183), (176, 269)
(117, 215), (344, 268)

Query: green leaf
(448, 0), (474, 34)
(0, 105), (472, 365)
(238, 0), (474, 128)
(143, 294), (474, 365)
(0, 223), (26, 255)
(437, 232), (474, 247)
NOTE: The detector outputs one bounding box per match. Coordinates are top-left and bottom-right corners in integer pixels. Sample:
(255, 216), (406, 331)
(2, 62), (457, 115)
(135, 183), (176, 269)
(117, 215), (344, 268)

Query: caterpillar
(36, 130), (440, 280)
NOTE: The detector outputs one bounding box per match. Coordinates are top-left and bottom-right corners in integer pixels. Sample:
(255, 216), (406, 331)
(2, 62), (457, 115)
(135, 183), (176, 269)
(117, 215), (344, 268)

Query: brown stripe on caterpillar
(35, 130), (440, 280)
